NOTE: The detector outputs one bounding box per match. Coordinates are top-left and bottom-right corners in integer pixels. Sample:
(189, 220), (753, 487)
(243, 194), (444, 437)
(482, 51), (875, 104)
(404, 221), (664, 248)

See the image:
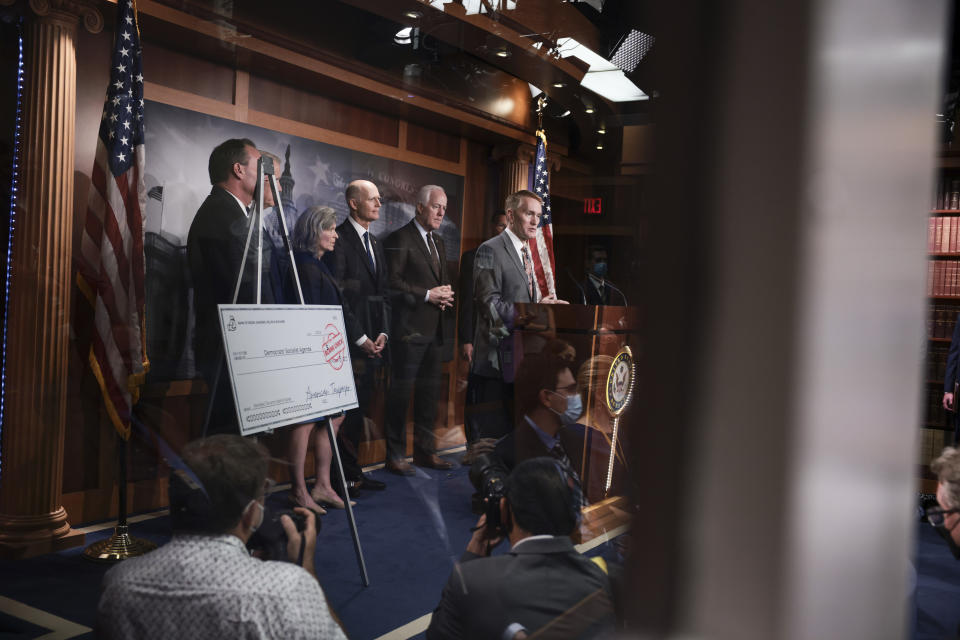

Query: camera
(468, 453), (509, 535)
(247, 506), (311, 563)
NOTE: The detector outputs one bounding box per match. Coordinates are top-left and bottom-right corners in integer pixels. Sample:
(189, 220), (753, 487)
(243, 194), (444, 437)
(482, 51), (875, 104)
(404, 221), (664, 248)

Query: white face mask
(246, 499), (265, 534)
(547, 390), (583, 425)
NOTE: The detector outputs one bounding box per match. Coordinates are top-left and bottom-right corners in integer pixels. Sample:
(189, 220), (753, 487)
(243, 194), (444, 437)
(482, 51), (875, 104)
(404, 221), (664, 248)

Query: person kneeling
(96, 435), (346, 639)
(427, 457), (615, 640)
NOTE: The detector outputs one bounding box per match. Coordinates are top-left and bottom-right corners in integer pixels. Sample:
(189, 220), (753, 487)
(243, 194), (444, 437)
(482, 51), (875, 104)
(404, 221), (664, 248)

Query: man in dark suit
(187, 138), (277, 435)
(382, 185), (456, 474)
(459, 212), (506, 458)
(494, 350), (583, 475)
(471, 190), (567, 439)
(322, 179), (390, 495)
(426, 457), (613, 640)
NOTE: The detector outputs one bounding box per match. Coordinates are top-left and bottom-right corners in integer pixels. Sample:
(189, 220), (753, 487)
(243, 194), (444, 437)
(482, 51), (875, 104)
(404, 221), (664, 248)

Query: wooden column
(0, 0), (101, 558)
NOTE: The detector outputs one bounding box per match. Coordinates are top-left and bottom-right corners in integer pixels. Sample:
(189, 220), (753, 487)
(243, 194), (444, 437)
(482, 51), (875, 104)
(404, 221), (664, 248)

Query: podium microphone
(604, 279), (628, 306)
(565, 268), (587, 305)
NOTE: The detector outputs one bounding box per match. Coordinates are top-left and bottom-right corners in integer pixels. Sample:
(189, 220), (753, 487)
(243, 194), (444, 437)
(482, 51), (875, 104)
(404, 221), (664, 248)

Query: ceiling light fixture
(552, 82), (565, 88)
(585, 107), (594, 114)
(394, 27), (413, 45)
(403, 10), (422, 19)
(597, 128), (606, 134)
(550, 37), (648, 102)
(596, 143), (604, 150)
(495, 48), (511, 58)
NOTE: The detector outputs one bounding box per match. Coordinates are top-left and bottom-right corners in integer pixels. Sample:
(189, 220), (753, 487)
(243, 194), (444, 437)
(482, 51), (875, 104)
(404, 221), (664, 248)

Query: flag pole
(83, 431), (157, 562)
(80, 0), (156, 563)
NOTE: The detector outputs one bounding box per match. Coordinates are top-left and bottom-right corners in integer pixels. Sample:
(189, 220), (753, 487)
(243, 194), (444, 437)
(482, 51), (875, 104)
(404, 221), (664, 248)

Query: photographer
(427, 457), (614, 640)
(96, 435), (346, 639)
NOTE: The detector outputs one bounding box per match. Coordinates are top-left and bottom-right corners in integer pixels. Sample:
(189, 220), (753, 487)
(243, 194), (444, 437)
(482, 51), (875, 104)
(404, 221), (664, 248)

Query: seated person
(427, 457), (615, 639)
(495, 350), (584, 477)
(96, 435), (346, 640)
(569, 354), (630, 503)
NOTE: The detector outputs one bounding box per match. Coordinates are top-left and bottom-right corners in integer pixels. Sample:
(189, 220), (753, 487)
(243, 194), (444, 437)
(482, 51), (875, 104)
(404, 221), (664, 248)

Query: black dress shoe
(332, 479), (360, 500)
(413, 453), (455, 470)
(357, 474), (386, 491)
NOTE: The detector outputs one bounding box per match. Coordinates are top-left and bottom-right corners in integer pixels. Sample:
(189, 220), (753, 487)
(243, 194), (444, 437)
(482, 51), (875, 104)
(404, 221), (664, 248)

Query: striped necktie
(521, 245), (535, 300)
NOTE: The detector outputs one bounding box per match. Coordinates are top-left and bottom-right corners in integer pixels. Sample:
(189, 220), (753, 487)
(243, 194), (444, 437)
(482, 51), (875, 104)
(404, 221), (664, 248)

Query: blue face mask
(549, 391), (583, 425)
(591, 262), (608, 278)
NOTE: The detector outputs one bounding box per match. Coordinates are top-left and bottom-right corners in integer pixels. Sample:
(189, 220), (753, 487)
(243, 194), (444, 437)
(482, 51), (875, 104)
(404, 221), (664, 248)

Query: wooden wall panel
(406, 121), (461, 164)
(249, 75), (399, 147)
(145, 44), (236, 104)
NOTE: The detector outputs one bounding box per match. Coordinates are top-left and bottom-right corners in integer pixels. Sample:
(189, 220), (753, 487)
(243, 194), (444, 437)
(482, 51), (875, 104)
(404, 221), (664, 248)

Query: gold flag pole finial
(536, 94), (547, 133)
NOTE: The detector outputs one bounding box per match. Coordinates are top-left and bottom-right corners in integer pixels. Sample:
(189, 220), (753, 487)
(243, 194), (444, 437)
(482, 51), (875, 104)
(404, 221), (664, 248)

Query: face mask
(247, 499), (265, 534)
(548, 391), (583, 425)
(591, 262), (608, 278)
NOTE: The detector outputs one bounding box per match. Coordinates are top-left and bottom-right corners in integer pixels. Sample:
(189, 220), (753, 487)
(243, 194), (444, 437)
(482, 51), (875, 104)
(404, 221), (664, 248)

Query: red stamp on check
(322, 324), (346, 371)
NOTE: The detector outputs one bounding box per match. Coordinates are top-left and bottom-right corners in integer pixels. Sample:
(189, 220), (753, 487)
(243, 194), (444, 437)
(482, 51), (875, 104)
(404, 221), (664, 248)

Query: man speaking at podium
(187, 139), (278, 435)
(471, 190), (566, 438)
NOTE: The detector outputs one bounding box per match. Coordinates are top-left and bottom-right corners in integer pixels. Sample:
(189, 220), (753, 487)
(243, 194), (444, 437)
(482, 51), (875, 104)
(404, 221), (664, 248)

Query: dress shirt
(97, 534), (345, 640)
(523, 415), (558, 451)
(347, 214), (375, 270)
(413, 218), (440, 302)
(346, 214), (386, 347)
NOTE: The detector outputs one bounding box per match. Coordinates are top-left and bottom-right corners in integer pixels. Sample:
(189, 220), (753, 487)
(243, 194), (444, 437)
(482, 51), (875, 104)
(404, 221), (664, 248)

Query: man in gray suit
(426, 457), (614, 640)
(471, 190), (566, 438)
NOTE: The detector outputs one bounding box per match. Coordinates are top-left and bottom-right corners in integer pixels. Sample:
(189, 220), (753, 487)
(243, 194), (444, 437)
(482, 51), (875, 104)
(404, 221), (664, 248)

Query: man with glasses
(494, 350), (583, 477)
(97, 435), (345, 639)
(322, 179), (390, 497)
(382, 185), (456, 474)
(927, 446), (960, 559)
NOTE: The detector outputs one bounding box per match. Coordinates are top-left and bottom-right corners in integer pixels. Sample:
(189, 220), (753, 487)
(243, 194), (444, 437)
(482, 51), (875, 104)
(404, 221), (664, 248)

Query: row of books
(926, 260), (960, 296)
(924, 386), (952, 429)
(929, 304), (960, 339)
(920, 427), (951, 467)
(927, 344), (950, 381)
(928, 216), (960, 253)
(932, 175), (960, 210)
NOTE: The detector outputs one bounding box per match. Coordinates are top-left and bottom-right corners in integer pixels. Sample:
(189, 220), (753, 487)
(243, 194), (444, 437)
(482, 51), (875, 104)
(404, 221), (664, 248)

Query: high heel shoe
(288, 494), (327, 516)
(310, 488), (356, 509)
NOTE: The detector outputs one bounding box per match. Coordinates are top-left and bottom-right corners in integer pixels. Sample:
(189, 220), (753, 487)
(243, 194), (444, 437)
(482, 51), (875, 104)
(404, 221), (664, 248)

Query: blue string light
(1, 22), (25, 479)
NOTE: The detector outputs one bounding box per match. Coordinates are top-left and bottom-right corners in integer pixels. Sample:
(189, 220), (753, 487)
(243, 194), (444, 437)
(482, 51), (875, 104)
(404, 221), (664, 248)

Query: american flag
(76, 0), (148, 440)
(528, 129), (556, 298)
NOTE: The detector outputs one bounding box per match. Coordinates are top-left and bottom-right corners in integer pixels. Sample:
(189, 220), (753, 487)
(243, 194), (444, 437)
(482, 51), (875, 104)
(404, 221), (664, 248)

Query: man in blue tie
(322, 179), (390, 497)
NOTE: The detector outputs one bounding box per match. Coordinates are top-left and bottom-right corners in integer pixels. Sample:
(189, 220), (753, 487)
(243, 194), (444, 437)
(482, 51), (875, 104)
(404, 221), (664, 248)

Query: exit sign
(583, 198), (602, 215)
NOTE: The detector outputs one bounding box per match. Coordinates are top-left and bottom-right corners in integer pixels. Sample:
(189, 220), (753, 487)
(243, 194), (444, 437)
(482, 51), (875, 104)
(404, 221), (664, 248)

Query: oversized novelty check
(217, 305), (359, 436)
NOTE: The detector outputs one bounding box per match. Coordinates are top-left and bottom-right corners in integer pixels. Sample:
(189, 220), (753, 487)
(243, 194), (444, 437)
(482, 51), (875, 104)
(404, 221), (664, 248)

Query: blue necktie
(363, 232), (375, 271)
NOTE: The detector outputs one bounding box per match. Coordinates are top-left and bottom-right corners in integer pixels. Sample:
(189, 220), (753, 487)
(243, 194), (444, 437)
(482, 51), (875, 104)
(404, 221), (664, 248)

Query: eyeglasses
(925, 505), (960, 527)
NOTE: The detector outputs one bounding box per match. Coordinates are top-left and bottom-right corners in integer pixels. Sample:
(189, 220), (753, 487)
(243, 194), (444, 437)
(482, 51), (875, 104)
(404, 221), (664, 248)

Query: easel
(203, 155), (369, 586)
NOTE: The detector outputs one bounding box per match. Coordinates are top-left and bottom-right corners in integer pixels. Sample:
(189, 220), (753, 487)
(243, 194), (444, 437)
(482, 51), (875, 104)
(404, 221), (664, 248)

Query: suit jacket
(284, 251), (341, 307)
(494, 417), (584, 475)
(187, 186), (277, 372)
(472, 231), (535, 377)
(583, 276), (611, 306)
(946, 314), (960, 393)
(457, 248), (477, 347)
(322, 218), (389, 357)
(384, 220), (453, 351)
(426, 536), (614, 640)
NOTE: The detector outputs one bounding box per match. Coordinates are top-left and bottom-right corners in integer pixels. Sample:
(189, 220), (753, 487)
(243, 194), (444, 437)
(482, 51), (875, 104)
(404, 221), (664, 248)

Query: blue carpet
(914, 516), (960, 639)
(0, 453), (626, 640)
(4, 473), (958, 639)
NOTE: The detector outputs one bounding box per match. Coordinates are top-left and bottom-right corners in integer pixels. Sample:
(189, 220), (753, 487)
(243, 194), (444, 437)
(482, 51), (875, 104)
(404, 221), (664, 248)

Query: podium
(512, 303), (638, 544)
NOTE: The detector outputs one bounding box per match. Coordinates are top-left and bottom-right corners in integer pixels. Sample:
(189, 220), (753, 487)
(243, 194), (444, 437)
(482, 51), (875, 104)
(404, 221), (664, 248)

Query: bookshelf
(922, 160), (960, 484)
